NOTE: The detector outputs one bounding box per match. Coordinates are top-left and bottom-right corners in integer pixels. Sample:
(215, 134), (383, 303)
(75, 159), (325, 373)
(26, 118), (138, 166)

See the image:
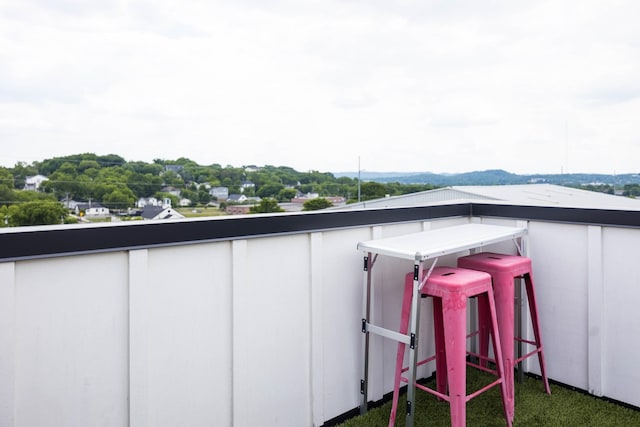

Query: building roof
(330, 184), (640, 211)
(140, 206), (164, 219)
(140, 205), (185, 220)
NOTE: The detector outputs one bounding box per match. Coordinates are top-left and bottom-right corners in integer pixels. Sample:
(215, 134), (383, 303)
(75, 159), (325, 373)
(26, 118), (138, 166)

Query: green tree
(0, 169), (14, 203)
(161, 170), (184, 188)
(360, 181), (388, 200)
(8, 200), (68, 226)
(12, 190), (56, 203)
(58, 162), (78, 177)
(102, 188), (136, 210)
(0, 205), (14, 227)
(249, 198), (284, 213)
(256, 183), (285, 199)
(78, 159), (101, 173)
(124, 161), (164, 175)
(180, 188), (198, 205)
(623, 184), (640, 197)
(9, 162), (37, 189)
(303, 198), (333, 211)
(96, 154), (126, 167)
(127, 173), (162, 197)
(277, 188), (298, 202)
(198, 187), (212, 204)
(41, 171), (77, 200)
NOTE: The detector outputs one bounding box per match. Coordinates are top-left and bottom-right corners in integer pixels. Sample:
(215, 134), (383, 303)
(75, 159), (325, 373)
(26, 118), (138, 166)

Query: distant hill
(333, 169), (640, 186)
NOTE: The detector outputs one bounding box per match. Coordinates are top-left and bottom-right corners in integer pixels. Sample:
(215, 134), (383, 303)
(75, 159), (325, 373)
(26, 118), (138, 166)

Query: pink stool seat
(457, 252), (551, 422)
(389, 267), (512, 427)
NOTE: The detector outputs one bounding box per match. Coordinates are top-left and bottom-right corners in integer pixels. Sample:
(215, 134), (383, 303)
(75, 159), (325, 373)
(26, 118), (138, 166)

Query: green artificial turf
(338, 368), (640, 427)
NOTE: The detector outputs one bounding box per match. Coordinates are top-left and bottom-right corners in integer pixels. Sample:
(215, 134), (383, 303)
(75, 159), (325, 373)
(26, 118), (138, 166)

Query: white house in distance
(240, 181), (255, 193)
(24, 175), (48, 191)
(74, 202), (110, 217)
(136, 197), (159, 208)
(140, 198), (185, 220)
(210, 187), (229, 200)
(227, 194), (247, 203)
(161, 186), (181, 197)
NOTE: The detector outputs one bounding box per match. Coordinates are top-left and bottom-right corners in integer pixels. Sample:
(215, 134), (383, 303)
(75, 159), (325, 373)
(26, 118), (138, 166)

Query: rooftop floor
(335, 370), (640, 427)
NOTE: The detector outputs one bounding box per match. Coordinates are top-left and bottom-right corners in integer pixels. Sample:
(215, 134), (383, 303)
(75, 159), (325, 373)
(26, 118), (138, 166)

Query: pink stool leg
(524, 272), (551, 394)
(432, 297), (447, 396)
(485, 288), (513, 427)
(476, 293), (491, 368)
(441, 292), (469, 427)
(492, 272), (516, 422)
(388, 276), (415, 427)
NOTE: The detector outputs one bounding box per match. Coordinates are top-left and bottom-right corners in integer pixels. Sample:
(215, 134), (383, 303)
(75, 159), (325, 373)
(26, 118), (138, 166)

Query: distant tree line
(0, 153), (438, 226)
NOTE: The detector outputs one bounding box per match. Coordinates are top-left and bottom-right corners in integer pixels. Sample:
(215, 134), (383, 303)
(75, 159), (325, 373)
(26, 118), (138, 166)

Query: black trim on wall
(2, 202), (640, 262)
(0, 203), (470, 261)
(471, 203), (640, 228)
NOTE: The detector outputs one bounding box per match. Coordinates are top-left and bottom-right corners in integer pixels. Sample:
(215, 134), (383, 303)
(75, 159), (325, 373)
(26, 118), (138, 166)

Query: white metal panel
(320, 227), (372, 418)
(0, 262), (15, 427)
(238, 235), (312, 426)
(601, 227), (640, 407)
(232, 239), (249, 427)
(129, 249), (151, 427)
(310, 232), (325, 426)
(373, 221), (430, 402)
(528, 221), (589, 389)
(14, 253), (129, 427)
(476, 217), (528, 255)
(587, 226), (604, 396)
(146, 242), (233, 427)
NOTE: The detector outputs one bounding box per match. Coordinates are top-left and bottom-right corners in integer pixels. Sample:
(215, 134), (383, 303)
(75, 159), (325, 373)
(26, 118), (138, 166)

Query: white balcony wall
(11, 253), (130, 427)
(1, 215), (639, 427)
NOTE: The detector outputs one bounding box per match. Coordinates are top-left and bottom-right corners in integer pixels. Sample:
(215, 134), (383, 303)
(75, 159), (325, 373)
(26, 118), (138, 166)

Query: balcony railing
(0, 201), (639, 426)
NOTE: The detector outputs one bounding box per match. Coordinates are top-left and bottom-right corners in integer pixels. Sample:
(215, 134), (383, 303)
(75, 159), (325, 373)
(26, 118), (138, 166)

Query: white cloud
(1, 0), (639, 174)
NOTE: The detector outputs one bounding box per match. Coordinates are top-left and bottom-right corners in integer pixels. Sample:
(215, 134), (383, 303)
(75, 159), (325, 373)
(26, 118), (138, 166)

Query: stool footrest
(407, 377), (504, 404)
(466, 359), (499, 377)
(515, 346), (543, 364)
(400, 355), (437, 375)
(515, 337), (539, 346)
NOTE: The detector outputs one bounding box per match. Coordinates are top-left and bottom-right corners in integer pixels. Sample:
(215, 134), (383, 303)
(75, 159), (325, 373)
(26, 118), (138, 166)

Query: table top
(357, 223), (527, 261)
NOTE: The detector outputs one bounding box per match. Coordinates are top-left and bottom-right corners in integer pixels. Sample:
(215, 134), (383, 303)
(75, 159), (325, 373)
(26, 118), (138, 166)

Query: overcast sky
(1, 1), (639, 174)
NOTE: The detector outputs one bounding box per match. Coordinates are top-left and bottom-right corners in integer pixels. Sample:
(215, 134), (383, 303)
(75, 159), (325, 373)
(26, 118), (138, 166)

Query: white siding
(0, 215), (639, 426)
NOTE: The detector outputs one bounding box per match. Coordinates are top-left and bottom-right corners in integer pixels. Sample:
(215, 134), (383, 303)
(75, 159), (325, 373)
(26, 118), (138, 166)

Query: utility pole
(357, 156), (361, 203)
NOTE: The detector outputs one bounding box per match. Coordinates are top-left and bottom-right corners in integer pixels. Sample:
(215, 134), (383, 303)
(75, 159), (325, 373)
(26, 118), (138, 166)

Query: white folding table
(357, 223), (527, 427)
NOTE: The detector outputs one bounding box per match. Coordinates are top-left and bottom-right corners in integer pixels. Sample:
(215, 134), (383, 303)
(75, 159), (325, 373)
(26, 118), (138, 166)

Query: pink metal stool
(389, 267), (512, 427)
(457, 252), (551, 422)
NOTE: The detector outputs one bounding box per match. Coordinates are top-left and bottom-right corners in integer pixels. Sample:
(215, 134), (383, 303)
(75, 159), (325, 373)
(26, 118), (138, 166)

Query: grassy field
(175, 207), (228, 218)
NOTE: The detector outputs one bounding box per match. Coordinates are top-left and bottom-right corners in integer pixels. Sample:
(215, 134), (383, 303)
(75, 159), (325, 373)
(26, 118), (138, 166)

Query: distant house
(179, 198), (192, 207)
(240, 181), (255, 193)
(75, 202), (110, 217)
(227, 194), (247, 203)
(136, 197), (159, 208)
(61, 199), (79, 210)
(161, 186), (181, 197)
(210, 187), (229, 200)
(225, 205), (251, 215)
(140, 198), (185, 220)
(24, 175), (48, 191)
